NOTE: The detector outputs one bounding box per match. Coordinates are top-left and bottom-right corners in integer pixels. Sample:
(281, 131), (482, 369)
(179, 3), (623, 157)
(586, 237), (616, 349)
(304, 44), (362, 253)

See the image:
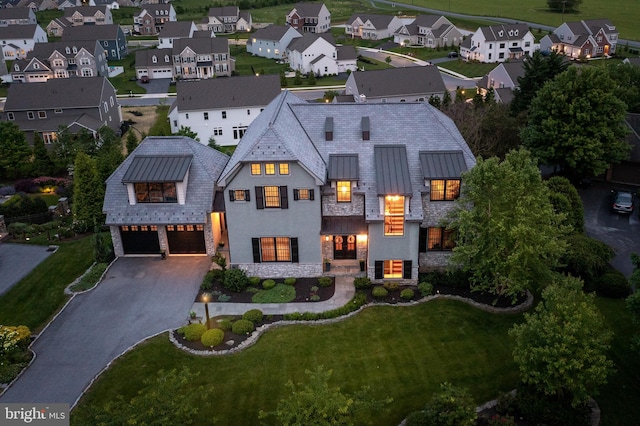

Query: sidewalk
(190, 275), (356, 317)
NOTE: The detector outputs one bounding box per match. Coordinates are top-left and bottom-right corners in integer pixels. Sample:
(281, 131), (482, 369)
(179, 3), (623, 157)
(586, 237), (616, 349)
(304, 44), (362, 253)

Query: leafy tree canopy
(547, 0), (582, 12)
(0, 121), (31, 179)
(174, 125), (200, 142)
(521, 67), (630, 180)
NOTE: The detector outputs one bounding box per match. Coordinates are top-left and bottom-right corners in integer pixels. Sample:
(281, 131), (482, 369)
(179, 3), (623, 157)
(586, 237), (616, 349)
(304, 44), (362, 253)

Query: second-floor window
(222, 111), (227, 119)
(251, 163), (261, 175)
(426, 227), (455, 251)
(134, 182), (177, 203)
(27, 111), (34, 120)
(430, 179), (460, 201)
(265, 163), (275, 175)
(204, 112), (209, 120)
(337, 181), (351, 202)
(255, 185), (288, 209)
(293, 188), (314, 200)
(279, 163), (289, 175)
(229, 189), (250, 201)
(384, 195), (404, 236)
(38, 111), (46, 119)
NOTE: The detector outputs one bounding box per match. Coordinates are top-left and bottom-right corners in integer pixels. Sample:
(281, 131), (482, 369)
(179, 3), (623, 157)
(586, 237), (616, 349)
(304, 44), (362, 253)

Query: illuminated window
(337, 181), (351, 202)
(427, 227), (455, 251)
(265, 163), (275, 175)
(430, 179), (460, 201)
(384, 260), (403, 278)
(251, 163), (261, 175)
(260, 237), (291, 262)
(134, 182), (177, 203)
(294, 188), (313, 200)
(231, 189), (248, 201)
(384, 196), (404, 236)
(264, 186), (280, 207)
(279, 163), (289, 175)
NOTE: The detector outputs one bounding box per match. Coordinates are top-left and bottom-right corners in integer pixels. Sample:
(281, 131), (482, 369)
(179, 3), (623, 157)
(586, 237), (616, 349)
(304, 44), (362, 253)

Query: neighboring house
(16, 0), (57, 11)
(157, 20), (196, 49)
(63, 5), (113, 26)
(135, 47), (172, 80)
(285, 2), (331, 34)
(133, 3), (175, 35)
(217, 90), (476, 280)
(0, 0), (21, 7)
(540, 19), (619, 59)
(61, 24), (127, 60)
(103, 136), (230, 257)
(393, 14), (463, 48)
(460, 23), (536, 63)
(46, 18), (69, 36)
(344, 66), (447, 103)
(1, 76), (121, 144)
(345, 13), (402, 40)
(11, 40), (107, 82)
(204, 6), (251, 34)
(168, 74), (281, 146)
(93, 0), (126, 9)
(246, 24), (301, 60)
(0, 7), (36, 26)
(287, 33), (356, 76)
(172, 37), (233, 79)
(476, 60), (525, 103)
(0, 24), (47, 59)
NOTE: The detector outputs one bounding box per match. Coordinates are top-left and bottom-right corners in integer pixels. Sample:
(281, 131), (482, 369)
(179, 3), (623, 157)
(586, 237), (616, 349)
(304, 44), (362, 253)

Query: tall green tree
(31, 134), (55, 177)
(510, 276), (613, 406)
(606, 62), (640, 113)
(174, 125), (200, 142)
(510, 50), (569, 116)
(447, 148), (568, 301)
(125, 130), (138, 156)
(73, 152), (104, 229)
(547, 0), (582, 12)
(521, 67), (630, 179)
(51, 126), (78, 172)
(95, 127), (124, 183)
(0, 121), (31, 179)
(545, 176), (584, 233)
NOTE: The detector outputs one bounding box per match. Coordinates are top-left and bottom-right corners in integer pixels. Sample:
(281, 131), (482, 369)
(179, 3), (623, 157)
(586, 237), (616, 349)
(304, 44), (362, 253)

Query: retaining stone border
(64, 259), (117, 295)
(169, 290), (534, 356)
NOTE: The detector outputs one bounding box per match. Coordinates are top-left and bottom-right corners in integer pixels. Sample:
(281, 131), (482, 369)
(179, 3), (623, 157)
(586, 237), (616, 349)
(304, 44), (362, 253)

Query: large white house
(0, 24), (46, 59)
(287, 33), (356, 76)
(460, 23), (537, 63)
(246, 25), (301, 60)
(168, 74), (281, 146)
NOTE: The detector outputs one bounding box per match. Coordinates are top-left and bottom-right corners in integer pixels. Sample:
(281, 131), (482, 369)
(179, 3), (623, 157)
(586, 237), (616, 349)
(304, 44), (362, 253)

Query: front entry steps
(326, 260), (364, 277)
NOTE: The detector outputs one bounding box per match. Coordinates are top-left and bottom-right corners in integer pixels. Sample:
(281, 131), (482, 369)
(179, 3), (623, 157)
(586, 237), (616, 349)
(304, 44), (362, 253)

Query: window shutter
(293, 189), (299, 200)
(291, 237), (299, 263)
(255, 186), (264, 209)
(419, 228), (427, 253)
(251, 238), (261, 263)
(309, 189), (315, 200)
(244, 189), (250, 201)
(374, 261), (383, 279)
(228, 189), (235, 201)
(280, 185), (288, 209)
(403, 260), (412, 279)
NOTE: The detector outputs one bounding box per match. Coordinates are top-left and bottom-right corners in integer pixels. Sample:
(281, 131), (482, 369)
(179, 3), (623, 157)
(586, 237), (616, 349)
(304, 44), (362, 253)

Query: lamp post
(201, 292), (211, 329)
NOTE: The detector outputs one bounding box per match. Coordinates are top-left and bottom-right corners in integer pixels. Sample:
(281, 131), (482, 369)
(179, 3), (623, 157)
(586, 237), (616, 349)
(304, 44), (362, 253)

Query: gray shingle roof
(135, 48), (172, 66)
(337, 45), (356, 60)
(0, 23), (40, 39)
(287, 32), (334, 52)
(419, 151), (467, 179)
(349, 66), (446, 98)
(250, 24), (295, 42)
(413, 14), (444, 28)
(479, 23), (530, 41)
(30, 40), (102, 59)
(348, 13), (395, 29)
(103, 136), (230, 225)
(290, 2), (324, 17)
(208, 6), (238, 17)
(172, 37), (228, 54)
(328, 154), (358, 180)
(139, 4), (172, 15)
(63, 6), (108, 18)
(61, 23), (120, 41)
(158, 21), (194, 38)
(374, 145), (412, 195)
(175, 74), (281, 111)
(4, 77), (113, 110)
(122, 155), (192, 183)
(0, 7), (32, 19)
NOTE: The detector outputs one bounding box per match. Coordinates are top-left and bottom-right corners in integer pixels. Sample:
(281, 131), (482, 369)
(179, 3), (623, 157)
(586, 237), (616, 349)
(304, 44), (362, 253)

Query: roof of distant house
(0, 24), (42, 39)
(172, 37), (228, 54)
(348, 67), (446, 98)
(4, 77), (113, 110)
(0, 7), (32, 20)
(250, 25), (299, 42)
(289, 2), (325, 16)
(347, 13), (396, 29)
(158, 21), (195, 38)
(63, 5), (108, 18)
(61, 23), (121, 41)
(287, 32), (333, 52)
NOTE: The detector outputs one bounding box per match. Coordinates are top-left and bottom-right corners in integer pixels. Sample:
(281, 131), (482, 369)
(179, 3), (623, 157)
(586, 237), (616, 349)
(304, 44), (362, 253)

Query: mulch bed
(431, 284), (528, 308)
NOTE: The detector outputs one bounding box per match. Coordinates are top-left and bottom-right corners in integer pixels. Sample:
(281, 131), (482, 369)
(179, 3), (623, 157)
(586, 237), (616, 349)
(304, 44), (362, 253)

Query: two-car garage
(120, 224), (206, 255)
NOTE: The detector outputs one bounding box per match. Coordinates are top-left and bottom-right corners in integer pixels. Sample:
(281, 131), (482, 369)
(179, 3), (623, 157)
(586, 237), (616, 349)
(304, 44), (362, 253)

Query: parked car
(447, 51), (459, 58)
(611, 189), (635, 214)
(140, 76), (149, 84)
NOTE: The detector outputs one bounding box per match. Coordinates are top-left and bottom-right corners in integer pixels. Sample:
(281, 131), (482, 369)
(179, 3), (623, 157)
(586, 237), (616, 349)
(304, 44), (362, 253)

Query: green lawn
(72, 300), (520, 425)
(0, 236), (94, 332)
(438, 60), (498, 78)
(147, 105), (171, 136)
(108, 54), (146, 95)
(230, 45), (289, 76)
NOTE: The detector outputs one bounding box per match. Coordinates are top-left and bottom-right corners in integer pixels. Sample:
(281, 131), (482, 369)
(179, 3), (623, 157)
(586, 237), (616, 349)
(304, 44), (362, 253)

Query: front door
(333, 235), (356, 259)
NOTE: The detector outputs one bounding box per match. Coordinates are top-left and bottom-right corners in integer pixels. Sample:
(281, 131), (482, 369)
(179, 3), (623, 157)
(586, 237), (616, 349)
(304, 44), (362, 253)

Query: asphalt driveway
(0, 256), (210, 405)
(0, 243), (54, 295)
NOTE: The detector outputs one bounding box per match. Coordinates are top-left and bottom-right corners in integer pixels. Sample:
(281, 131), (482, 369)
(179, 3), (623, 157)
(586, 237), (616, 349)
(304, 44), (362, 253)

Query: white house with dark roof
(345, 66), (447, 103)
(393, 14), (463, 48)
(460, 23), (536, 63)
(476, 60), (525, 103)
(168, 74), (281, 146)
(0, 24), (46, 59)
(103, 136), (230, 257)
(0, 7), (36, 26)
(246, 25), (301, 60)
(217, 90), (475, 280)
(540, 19), (618, 59)
(287, 33), (355, 76)
(285, 3), (331, 34)
(204, 6), (251, 34)
(17, 0), (57, 11)
(345, 13), (402, 40)
(158, 21), (197, 49)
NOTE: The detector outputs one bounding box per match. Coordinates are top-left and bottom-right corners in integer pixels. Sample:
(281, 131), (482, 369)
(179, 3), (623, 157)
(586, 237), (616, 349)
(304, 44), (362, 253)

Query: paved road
(0, 243), (55, 295)
(0, 256), (210, 406)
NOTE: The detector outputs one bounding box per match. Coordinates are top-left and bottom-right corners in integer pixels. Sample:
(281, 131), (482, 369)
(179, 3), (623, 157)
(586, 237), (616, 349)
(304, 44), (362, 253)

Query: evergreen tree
(293, 70), (302, 85)
(174, 126), (200, 142)
(280, 70), (288, 87)
(73, 152), (104, 229)
(428, 94), (441, 109)
(31, 134), (55, 177)
(307, 71), (316, 85)
(0, 121), (31, 179)
(442, 89), (452, 107)
(125, 130), (138, 156)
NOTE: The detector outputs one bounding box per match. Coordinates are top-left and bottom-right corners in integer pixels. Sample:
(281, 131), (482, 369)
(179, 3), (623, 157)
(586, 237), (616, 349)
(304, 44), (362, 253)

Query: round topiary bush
(596, 273), (631, 298)
(354, 276), (372, 289)
(318, 277), (332, 287)
(232, 319), (255, 335)
(383, 281), (399, 292)
(284, 277), (297, 286)
(262, 279), (276, 289)
(400, 288), (415, 300)
(418, 282), (433, 297)
(372, 286), (388, 299)
(218, 319), (232, 331)
(243, 309), (264, 324)
(249, 276), (261, 287)
(201, 328), (225, 348)
(222, 268), (250, 292)
(182, 323), (207, 341)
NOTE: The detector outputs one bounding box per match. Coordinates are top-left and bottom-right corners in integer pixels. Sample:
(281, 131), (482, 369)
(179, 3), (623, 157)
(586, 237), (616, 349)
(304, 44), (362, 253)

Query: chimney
(325, 117), (333, 141)
(361, 116), (370, 141)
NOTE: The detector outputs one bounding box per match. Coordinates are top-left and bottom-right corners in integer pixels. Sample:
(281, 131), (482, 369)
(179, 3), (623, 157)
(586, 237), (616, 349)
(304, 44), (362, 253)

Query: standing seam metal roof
(327, 154), (359, 180)
(419, 151), (468, 179)
(374, 145), (412, 195)
(122, 155), (193, 183)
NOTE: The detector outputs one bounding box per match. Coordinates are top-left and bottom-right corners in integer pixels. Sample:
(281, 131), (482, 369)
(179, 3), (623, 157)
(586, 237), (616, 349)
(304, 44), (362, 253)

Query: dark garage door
(167, 224), (206, 254)
(120, 225), (160, 254)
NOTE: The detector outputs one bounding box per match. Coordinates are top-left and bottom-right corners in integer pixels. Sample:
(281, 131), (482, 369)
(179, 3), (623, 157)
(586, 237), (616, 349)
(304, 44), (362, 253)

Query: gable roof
(0, 23), (41, 39)
(158, 20), (195, 38)
(172, 37), (228, 54)
(138, 4), (172, 15)
(135, 48), (172, 66)
(4, 76), (113, 110)
(174, 74), (281, 112)
(30, 40), (102, 58)
(250, 24), (297, 42)
(0, 7), (32, 19)
(478, 23), (530, 41)
(290, 2), (325, 17)
(63, 5), (108, 18)
(349, 66), (446, 98)
(208, 6), (238, 17)
(337, 45), (356, 60)
(348, 13), (396, 29)
(375, 145), (412, 195)
(61, 23), (120, 41)
(287, 32), (333, 52)
(499, 60), (525, 85)
(413, 14), (444, 28)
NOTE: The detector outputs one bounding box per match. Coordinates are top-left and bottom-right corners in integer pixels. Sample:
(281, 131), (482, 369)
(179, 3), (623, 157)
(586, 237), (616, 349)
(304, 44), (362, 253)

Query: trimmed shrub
(284, 277), (297, 286)
(218, 319), (232, 331)
(200, 270), (215, 291)
(372, 286), (388, 298)
(310, 295), (320, 301)
(212, 252), (227, 270)
(383, 281), (399, 292)
(418, 282), (433, 297)
(406, 410), (430, 426)
(201, 329), (224, 347)
(222, 268), (249, 292)
(596, 273), (631, 298)
(232, 319), (254, 335)
(354, 276), (372, 289)
(181, 323), (207, 341)
(262, 279), (276, 289)
(318, 276), (332, 287)
(243, 309), (264, 324)
(249, 276), (261, 287)
(283, 292), (367, 321)
(561, 234), (615, 287)
(400, 288), (415, 300)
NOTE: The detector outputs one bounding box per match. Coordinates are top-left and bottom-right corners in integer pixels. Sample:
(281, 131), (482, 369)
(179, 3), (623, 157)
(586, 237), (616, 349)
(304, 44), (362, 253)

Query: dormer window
(384, 195), (404, 236)
(152, 55), (157, 63)
(13, 64), (19, 71)
(33, 63), (39, 69)
(134, 182), (177, 203)
(361, 116), (370, 140)
(337, 181), (351, 202)
(65, 47), (71, 54)
(325, 117), (333, 140)
(430, 179), (460, 201)
(72, 47), (77, 53)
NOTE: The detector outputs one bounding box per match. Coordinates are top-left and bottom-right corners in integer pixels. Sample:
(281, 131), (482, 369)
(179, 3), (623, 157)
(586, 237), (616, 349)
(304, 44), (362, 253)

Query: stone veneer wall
(322, 192), (365, 216)
(366, 265), (419, 285)
(419, 194), (457, 270)
(237, 263), (323, 278)
(110, 226), (124, 257)
(203, 220), (215, 256)
(157, 226), (168, 253)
